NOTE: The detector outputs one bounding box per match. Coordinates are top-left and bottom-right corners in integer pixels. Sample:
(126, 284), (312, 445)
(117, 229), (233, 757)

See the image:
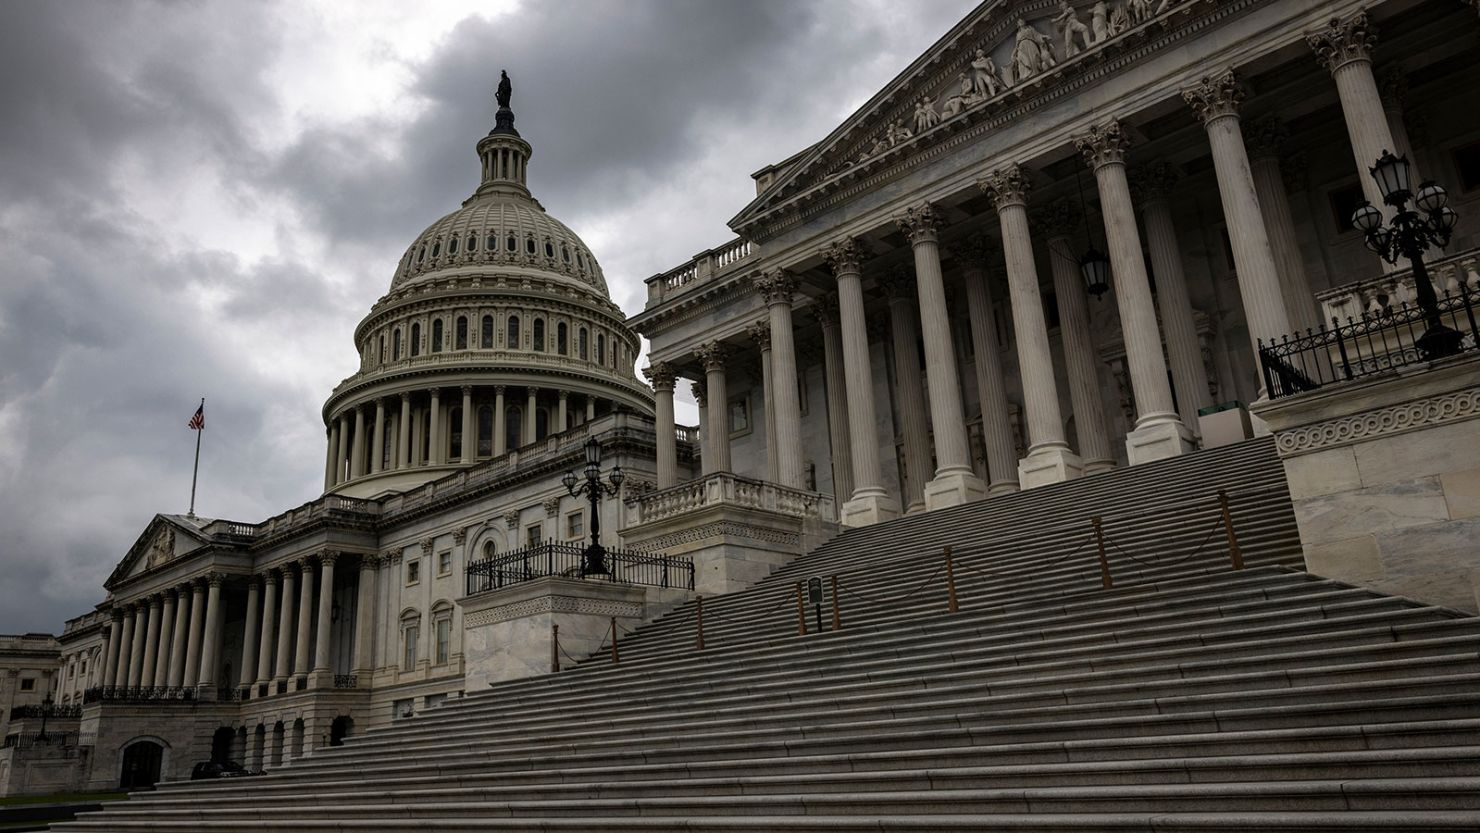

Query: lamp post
(38, 694), (52, 741)
(1351, 150), (1463, 359)
(562, 437), (624, 576)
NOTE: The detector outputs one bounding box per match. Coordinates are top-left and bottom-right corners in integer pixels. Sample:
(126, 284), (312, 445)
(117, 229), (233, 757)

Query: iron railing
(466, 540), (695, 595)
(3, 732), (75, 748)
(334, 674), (359, 689)
(83, 686), (197, 704)
(1258, 287), (1480, 399)
(9, 704), (81, 720)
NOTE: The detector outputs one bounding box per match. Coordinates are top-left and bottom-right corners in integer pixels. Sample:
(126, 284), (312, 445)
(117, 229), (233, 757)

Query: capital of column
(419, 537), (435, 556)
(318, 550), (340, 567)
(1243, 115), (1289, 161)
(206, 572), (226, 588)
(752, 268), (798, 306)
(878, 264), (914, 300)
(809, 294), (840, 329)
(147, 595), (162, 610)
(1074, 119), (1132, 170)
(1377, 66), (1409, 113)
(359, 554), (381, 572)
(690, 380), (707, 407)
(493, 384), (506, 395)
(427, 387), (441, 400)
(1031, 200), (1080, 242)
(452, 527), (468, 546)
(643, 362), (677, 392)
(821, 237), (868, 277)
(697, 341), (729, 372)
(1128, 159), (1182, 205)
(399, 391), (411, 404)
(1306, 12), (1377, 74)
(460, 384), (474, 396)
(502, 511), (520, 529)
(1182, 69), (1246, 125)
(977, 164), (1032, 210)
(894, 202), (942, 245)
(263, 569), (281, 586)
(746, 320), (771, 351)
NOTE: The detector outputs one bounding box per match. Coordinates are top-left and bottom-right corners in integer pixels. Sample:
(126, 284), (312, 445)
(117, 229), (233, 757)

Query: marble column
(692, 381), (709, 470)
(524, 387), (538, 446)
(461, 386), (475, 462)
(1184, 70), (1293, 394)
(492, 386), (507, 457)
(397, 393), (412, 469)
(350, 406), (366, 479)
(323, 426), (337, 492)
(371, 399), (386, 474)
(428, 389), (444, 464)
(313, 553), (336, 675)
(126, 604), (147, 688)
(880, 267), (933, 512)
(754, 270), (805, 489)
(164, 587), (189, 687)
(152, 592), (175, 687)
(1245, 116), (1321, 334)
(978, 168), (1084, 486)
(747, 322), (778, 483)
(813, 296), (854, 502)
(238, 577), (260, 689)
(955, 242), (1020, 495)
(140, 595), (162, 688)
(334, 415), (349, 486)
(1075, 120), (1192, 464)
(294, 559), (315, 679)
(556, 390), (568, 435)
(274, 565), (296, 683)
(1307, 12), (1399, 214)
(197, 574), (224, 688)
(647, 364), (679, 489)
(698, 342), (731, 473)
(895, 203), (987, 509)
(822, 237), (900, 525)
(411, 406), (424, 465)
(353, 556), (378, 675)
(586, 397), (596, 421)
(103, 611), (122, 687)
(182, 581), (206, 687)
(1128, 162), (1214, 430)
(255, 572), (278, 686)
(113, 607), (133, 687)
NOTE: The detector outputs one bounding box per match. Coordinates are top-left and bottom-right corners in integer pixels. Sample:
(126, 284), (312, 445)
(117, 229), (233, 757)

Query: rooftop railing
(628, 471), (838, 526)
(644, 238), (755, 307)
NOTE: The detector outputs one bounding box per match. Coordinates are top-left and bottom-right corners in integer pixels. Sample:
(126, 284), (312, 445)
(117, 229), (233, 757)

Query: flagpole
(188, 398), (204, 518)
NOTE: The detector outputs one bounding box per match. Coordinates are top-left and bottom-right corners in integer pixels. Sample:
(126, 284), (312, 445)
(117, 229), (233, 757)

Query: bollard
(1218, 490), (1245, 570)
(795, 581), (808, 635)
(609, 616), (620, 665)
(1092, 516), (1113, 589)
(944, 546), (959, 613)
(551, 624), (560, 673)
(830, 575), (841, 631)
(695, 595), (706, 651)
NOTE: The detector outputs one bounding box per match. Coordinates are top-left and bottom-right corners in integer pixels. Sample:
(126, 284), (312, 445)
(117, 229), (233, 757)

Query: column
(556, 390), (568, 434)
(102, 612), (122, 687)
(586, 397), (596, 421)
(813, 297), (854, 502)
(880, 268), (934, 512)
(353, 556), (378, 675)
(349, 405), (367, 478)
(493, 386), (507, 456)
(238, 577), (261, 688)
(428, 388), (443, 464)
(113, 607), (133, 687)
(954, 239), (1023, 493)
(334, 414), (349, 486)
(647, 364), (679, 489)
(196, 574), (224, 688)
(523, 387), (538, 446)
(822, 237), (900, 525)
(978, 169), (1084, 486)
(1183, 70), (1293, 396)
(895, 203), (987, 509)
(1128, 162), (1213, 432)
(411, 405), (425, 465)
(1306, 12), (1398, 213)
(275, 564), (297, 683)
(755, 269), (805, 489)
(461, 386), (475, 462)
(152, 591), (175, 687)
(313, 553), (337, 675)
(692, 381), (709, 470)
(397, 393), (412, 469)
(140, 595), (162, 688)
(182, 580), (206, 687)
(126, 603), (147, 688)
(166, 586), (190, 686)
(323, 426), (337, 492)
(1075, 120), (1192, 464)
(698, 343), (731, 473)
(746, 322), (778, 483)
(1245, 116), (1321, 334)
(255, 572), (279, 686)
(371, 399), (386, 473)
(294, 558), (315, 678)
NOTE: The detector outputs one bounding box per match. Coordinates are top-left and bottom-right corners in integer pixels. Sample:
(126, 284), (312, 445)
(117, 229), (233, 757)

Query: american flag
(188, 401), (205, 431)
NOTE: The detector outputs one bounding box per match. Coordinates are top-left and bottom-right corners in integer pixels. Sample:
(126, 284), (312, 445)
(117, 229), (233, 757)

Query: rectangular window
(20, 678), (35, 691)
(406, 560), (420, 586)
(393, 698), (414, 719)
(438, 550), (452, 576)
(526, 523), (543, 546)
(728, 393), (751, 437)
(566, 512), (584, 539)
(435, 618), (451, 666)
(1328, 183), (1366, 234)
(403, 625), (419, 670)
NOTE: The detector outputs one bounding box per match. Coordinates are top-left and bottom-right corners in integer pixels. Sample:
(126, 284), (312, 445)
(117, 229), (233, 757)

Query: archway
(270, 722), (285, 766)
(119, 740), (164, 790)
(329, 715), (353, 747)
(210, 727), (234, 763)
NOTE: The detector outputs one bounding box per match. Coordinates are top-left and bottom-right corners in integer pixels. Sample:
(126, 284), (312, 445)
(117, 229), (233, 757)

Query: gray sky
(0, 0), (973, 634)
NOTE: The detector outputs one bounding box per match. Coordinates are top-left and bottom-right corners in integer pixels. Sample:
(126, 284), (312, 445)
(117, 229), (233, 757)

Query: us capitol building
(4, 0), (1480, 800)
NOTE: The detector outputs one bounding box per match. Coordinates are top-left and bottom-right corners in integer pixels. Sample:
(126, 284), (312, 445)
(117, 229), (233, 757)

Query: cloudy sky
(0, 0), (972, 634)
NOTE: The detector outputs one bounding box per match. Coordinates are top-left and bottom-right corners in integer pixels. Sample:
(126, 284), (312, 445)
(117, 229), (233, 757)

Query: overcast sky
(0, 0), (973, 634)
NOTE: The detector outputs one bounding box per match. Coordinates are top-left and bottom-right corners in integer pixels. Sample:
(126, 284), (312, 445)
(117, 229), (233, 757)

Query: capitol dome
(320, 72), (653, 498)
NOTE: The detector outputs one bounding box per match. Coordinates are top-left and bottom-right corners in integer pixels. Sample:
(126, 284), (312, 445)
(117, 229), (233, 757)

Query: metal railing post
(830, 575), (841, 631)
(1219, 489), (1244, 570)
(1332, 320), (1354, 381)
(551, 624), (560, 673)
(609, 617), (620, 664)
(695, 596), (705, 650)
(1092, 516), (1113, 589)
(795, 582), (808, 635)
(944, 546), (959, 613)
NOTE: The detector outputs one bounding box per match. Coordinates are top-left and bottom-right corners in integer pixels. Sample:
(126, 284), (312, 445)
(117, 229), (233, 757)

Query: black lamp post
(38, 694), (52, 740)
(562, 437), (624, 576)
(1351, 150), (1463, 359)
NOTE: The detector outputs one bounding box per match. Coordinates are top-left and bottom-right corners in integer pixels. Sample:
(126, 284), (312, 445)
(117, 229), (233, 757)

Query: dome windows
(561, 244), (570, 264)
(487, 232), (498, 252)
(578, 327), (589, 360)
(525, 236), (536, 255)
(480, 315), (494, 349)
(431, 319), (444, 353)
(447, 236), (458, 255)
(544, 241), (555, 259)
(532, 318), (545, 352)
(417, 245), (426, 264)
(507, 234), (517, 253)
(557, 322), (568, 355)
(455, 316), (468, 350)
(506, 315), (520, 349)
(410, 323), (422, 357)
(467, 233), (477, 253)
(392, 328), (402, 360)
(596, 333), (606, 365)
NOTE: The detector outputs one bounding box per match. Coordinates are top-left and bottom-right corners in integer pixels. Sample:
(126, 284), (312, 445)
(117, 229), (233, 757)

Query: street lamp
(562, 437), (624, 576)
(1351, 150), (1464, 359)
(38, 694), (52, 740)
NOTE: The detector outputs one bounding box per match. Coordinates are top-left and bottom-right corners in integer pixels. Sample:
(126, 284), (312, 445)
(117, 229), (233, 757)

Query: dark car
(190, 760), (261, 780)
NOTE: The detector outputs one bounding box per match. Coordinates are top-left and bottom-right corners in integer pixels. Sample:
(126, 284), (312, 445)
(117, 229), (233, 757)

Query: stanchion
(795, 581), (808, 635)
(1218, 489), (1244, 570)
(695, 595), (706, 650)
(830, 575), (841, 631)
(944, 546), (959, 613)
(1092, 516), (1113, 588)
(551, 624), (560, 673)
(609, 617), (620, 664)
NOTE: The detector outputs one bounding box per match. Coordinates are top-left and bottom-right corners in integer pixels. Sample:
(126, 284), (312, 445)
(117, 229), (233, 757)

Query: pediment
(729, 0), (1206, 239)
(106, 515), (211, 588)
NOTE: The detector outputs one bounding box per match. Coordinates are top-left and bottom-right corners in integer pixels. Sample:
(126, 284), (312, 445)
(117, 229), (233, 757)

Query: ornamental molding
(746, 321), (771, 351)
(977, 164), (1032, 210)
(894, 202), (942, 245)
(752, 269), (799, 306)
(697, 341), (730, 372)
(464, 595), (643, 628)
(542, 497), (562, 518)
(1275, 388), (1480, 456)
(1243, 115), (1289, 161)
(637, 521), (801, 552)
(878, 265), (915, 301)
(643, 362), (677, 392)
(810, 294), (840, 327)
(1128, 159), (1182, 203)
(1074, 119), (1132, 169)
(821, 237), (868, 277)
(690, 380), (707, 406)
(1306, 11), (1377, 74)
(503, 512), (521, 529)
(1181, 68), (1245, 124)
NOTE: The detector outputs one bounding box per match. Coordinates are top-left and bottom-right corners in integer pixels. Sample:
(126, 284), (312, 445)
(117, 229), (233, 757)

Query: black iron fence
(1258, 288), (1480, 398)
(8, 704), (81, 720)
(82, 686), (197, 705)
(3, 732), (75, 748)
(466, 541), (695, 595)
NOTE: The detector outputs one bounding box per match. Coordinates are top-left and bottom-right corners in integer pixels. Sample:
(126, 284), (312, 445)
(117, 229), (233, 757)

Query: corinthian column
(492, 387), (506, 457)
(822, 237), (900, 526)
(645, 364), (679, 488)
(461, 386), (475, 462)
(313, 553), (336, 675)
(274, 565), (296, 683)
(895, 203), (987, 509)
(978, 168), (1083, 486)
(255, 572), (278, 686)
(523, 387), (537, 446)
(397, 393), (412, 469)
(323, 425), (337, 492)
(196, 573), (224, 689)
(1245, 116), (1320, 334)
(1074, 120), (1192, 464)
(1184, 71), (1293, 395)
(1127, 162), (1213, 430)
(371, 399), (386, 473)
(238, 577), (260, 689)
(954, 239), (1021, 494)
(1033, 202), (1116, 473)
(812, 296), (854, 502)
(746, 322), (778, 483)
(153, 592), (175, 687)
(182, 581), (206, 687)
(294, 558), (315, 679)
(140, 595), (162, 688)
(353, 556), (379, 675)
(126, 603), (147, 688)
(350, 405), (367, 479)
(692, 381), (709, 469)
(697, 343), (731, 473)
(428, 388), (444, 463)
(1307, 12), (1398, 214)
(754, 270), (805, 489)
(103, 610), (122, 687)
(335, 414), (349, 486)
(880, 267), (933, 512)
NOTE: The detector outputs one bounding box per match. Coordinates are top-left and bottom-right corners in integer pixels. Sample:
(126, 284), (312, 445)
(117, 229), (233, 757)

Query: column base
(987, 480), (1020, 497)
(1125, 416), (1195, 466)
(923, 469), (988, 511)
(1017, 445), (1084, 490)
(1082, 457), (1118, 476)
(841, 490), (901, 527)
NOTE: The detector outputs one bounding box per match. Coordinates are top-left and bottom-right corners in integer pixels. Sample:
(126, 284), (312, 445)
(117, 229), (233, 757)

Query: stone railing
(629, 472), (837, 526)
(1318, 248), (1480, 324)
(644, 238), (755, 307)
(676, 425), (699, 445)
(329, 347), (646, 403)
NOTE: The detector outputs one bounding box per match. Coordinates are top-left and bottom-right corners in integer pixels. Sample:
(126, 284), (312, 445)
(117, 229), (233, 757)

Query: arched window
(410, 323), (421, 357)
(400, 610), (421, 671)
(431, 319), (444, 353)
(481, 540), (496, 560)
(449, 406), (463, 460)
(556, 322), (568, 355)
(544, 241), (555, 259)
(561, 244), (571, 264)
(477, 406), (494, 457)
(506, 315), (520, 349)
(417, 244), (426, 264)
(455, 316), (468, 350)
(578, 327), (589, 360)
(486, 232), (497, 252)
(480, 315), (494, 349)
(505, 406), (522, 451)
(577, 252), (585, 270)
(506, 234), (517, 252)
(532, 318), (545, 352)
(467, 233), (477, 253)
(378, 335), (385, 365)
(447, 236), (458, 255)
(431, 240), (440, 258)
(596, 333), (606, 365)
(392, 328), (402, 361)
(525, 236), (536, 255)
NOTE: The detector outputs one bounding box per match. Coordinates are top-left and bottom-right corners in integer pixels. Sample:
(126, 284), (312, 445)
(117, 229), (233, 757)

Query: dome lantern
(474, 70), (532, 199)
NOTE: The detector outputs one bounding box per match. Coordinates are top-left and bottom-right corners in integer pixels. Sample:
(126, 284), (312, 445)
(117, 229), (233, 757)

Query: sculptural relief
(1108, 3), (1131, 37)
(1130, 0), (1154, 24)
(913, 96), (940, 133)
(970, 49), (1004, 97)
(1055, 2), (1093, 57)
(1091, 2), (1110, 43)
(886, 120), (913, 147)
(1010, 17), (1057, 83)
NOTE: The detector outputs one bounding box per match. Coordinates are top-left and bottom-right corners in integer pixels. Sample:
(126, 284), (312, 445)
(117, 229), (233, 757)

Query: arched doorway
(119, 740), (164, 790)
(211, 727), (234, 763)
(329, 715), (354, 747)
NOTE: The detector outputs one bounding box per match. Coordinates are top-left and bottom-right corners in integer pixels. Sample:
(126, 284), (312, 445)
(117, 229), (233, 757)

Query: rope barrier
(1103, 513), (1225, 568)
(834, 561), (947, 607)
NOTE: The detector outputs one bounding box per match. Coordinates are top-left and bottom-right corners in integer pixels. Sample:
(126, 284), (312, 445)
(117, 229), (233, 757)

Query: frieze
(1274, 388), (1480, 456)
(637, 521), (802, 552)
(464, 595), (644, 628)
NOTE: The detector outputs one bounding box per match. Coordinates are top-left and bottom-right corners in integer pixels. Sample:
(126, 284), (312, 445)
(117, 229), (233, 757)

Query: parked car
(190, 760), (262, 780)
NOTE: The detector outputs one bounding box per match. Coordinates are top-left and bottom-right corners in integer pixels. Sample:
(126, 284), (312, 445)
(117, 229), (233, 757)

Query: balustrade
(1318, 248), (1480, 325)
(629, 471), (837, 526)
(644, 238), (755, 305)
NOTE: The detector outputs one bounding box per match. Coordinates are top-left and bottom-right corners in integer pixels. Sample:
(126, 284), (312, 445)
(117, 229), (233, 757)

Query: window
(20, 678), (35, 691)
(1328, 183), (1366, 234)
(481, 540), (496, 560)
(393, 698), (414, 720)
(449, 407), (463, 460)
(506, 315), (520, 349)
(544, 240), (555, 259)
(578, 328), (589, 360)
(561, 244), (570, 263)
(596, 333), (606, 365)
(526, 523), (543, 546)
(378, 336), (385, 365)
(480, 315), (494, 349)
(557, 322), (568, 355)
(401, 618), (419, 671)
(434, 615), (452, 666)
(728, 393), (752, 437)
(431, 319), (444, 353)
(431, 240), (440, 258)
(410, 323), (422, 357)
(1454, 140), (1480, 192)
(437, 550), (452, 576)
(393, 328), (402, 360)
(533, 318), (545, 352)
(566, 512), (584, 539)
(525, 236), (536, 255)
(455, 316), (468, 350)
(406, 560), (420, 586)
(417, 244), (426, 263)
(486, 232), (497, 252)
(467, 233), (477, 253)
(477, 406), (494, 457)
(507, 234), (517, 253)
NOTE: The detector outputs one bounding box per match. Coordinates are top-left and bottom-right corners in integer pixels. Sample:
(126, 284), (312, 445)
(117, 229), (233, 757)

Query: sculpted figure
(1055, 2), (1092, 56)
(970, 49), (1004, 97)
(1130, 0), (1153, 22)
(914, 96), (940, 132)
(1108, 3), (1131, 35)
(886, 120), (913, 147)
(496, 70), (512, 109)
(1091, 1), (1110, 42)
(1011, 17), (1056, 81)
(940, 74), (971, 118)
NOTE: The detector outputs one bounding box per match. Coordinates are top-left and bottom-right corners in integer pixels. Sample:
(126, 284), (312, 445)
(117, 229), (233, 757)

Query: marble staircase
(54, 438), (1480, 831)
